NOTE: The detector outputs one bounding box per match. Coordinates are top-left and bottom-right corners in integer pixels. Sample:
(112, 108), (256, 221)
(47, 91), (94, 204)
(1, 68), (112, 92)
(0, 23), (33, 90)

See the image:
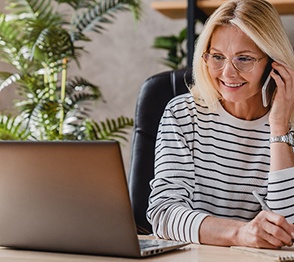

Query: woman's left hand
(269, 62), (294, 135)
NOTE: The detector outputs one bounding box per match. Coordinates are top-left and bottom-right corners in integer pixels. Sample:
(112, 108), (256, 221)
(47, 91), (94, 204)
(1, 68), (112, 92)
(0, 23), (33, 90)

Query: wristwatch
(269, 131), (294, 146)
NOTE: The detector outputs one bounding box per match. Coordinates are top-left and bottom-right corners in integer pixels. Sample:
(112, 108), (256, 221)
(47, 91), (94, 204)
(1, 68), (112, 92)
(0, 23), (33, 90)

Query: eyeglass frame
(201, 52), (266, 73)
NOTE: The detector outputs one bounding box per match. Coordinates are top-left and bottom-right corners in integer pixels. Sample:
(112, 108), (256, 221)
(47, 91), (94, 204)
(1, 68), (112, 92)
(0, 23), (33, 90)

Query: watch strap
(269, 131), (294, 146)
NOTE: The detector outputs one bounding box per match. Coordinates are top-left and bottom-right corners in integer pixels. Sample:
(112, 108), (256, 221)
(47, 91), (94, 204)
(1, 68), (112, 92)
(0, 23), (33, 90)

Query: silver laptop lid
(0, 141), (141, 257)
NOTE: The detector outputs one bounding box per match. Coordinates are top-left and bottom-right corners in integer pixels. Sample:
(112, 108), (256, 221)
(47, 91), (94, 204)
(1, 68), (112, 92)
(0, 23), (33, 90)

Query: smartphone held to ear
(261, 59), (277, 107)
(261, 73), (276, 107)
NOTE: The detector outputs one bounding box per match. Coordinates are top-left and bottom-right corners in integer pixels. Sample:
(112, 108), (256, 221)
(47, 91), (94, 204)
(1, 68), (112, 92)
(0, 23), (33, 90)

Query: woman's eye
(237, 56), (255, 63)
(212, 55), (225, 61)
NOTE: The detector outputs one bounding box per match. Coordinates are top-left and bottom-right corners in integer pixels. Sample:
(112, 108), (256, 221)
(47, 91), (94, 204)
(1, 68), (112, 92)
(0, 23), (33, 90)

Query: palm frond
(153, 27), (188, 70)
(6, 0), (53, 19)
(30, 26), (75, 63)
(0, 72), (21, 91)
(71, 0), (141, 37)
(19, 99), (61, 140)
(0, 14), (30, 69)
(16, 73), (49, 98)
(65, 76), (103, 103)
(78, 116), (134, 141)
(0, 14), (20, 45)
(5, 0), (34, 14)
(62, 76), (104, 120)
(0, 115), (31, 140)
(153, 26), (201, 70)
(55, 0), (96, 9)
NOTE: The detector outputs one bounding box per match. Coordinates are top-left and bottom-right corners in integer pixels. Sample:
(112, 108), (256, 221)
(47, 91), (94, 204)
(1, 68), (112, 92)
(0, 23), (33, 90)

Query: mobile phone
(261, 74), (276, 107)
(261, 61), (276, 107)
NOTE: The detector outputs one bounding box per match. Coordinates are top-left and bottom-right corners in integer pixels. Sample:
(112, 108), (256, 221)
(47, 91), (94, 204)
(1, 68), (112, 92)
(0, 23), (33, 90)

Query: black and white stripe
(147, 93), (294, 244)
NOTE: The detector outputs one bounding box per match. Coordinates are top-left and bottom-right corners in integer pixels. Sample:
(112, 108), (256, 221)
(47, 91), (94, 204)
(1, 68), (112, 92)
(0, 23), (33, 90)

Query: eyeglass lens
(203, 53), (258, 72)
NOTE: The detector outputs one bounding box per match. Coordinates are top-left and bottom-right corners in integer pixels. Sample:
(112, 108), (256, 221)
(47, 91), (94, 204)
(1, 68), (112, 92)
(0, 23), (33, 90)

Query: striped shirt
(147, 93), (294, 244)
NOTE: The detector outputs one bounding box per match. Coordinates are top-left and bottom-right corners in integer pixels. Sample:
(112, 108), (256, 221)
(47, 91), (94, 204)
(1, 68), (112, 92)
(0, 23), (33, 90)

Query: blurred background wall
(0, 1), (293, 177)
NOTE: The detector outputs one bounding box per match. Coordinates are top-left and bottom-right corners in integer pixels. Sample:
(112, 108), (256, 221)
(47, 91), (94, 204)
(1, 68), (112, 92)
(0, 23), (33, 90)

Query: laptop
(0, 141), (188, 258)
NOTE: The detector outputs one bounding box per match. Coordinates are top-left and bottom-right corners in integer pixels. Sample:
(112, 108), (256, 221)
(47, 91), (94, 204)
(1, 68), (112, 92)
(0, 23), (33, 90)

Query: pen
(252, 190), (272, 211)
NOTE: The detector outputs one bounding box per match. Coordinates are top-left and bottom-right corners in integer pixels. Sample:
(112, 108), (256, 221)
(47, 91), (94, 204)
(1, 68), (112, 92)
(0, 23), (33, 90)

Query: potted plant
(0, 0), (141, 141)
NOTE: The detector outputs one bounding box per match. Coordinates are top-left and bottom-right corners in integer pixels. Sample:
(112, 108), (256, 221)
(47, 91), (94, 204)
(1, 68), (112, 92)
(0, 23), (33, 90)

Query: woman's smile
(220, 80), (246, 89)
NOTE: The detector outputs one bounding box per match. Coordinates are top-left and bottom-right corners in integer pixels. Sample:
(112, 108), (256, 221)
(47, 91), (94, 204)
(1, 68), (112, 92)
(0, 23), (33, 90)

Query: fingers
(240, 211), (294, 248)
(257, 211), (293, 247)
(247, 218), (283, 248)
(237, 211), (294, 249)
(271, 62), (294, 97)
(269, 62), (294, 128)
(271, 60), (293, 76)
(267, 211), (294, 238)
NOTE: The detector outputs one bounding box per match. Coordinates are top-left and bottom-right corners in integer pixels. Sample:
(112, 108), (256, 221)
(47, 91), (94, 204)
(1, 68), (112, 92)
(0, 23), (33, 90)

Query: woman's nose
(222, 60), (239, 77)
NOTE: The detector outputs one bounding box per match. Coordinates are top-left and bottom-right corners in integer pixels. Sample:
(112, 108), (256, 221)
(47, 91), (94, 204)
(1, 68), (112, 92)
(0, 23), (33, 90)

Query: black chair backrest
(128, 68), (192, 234)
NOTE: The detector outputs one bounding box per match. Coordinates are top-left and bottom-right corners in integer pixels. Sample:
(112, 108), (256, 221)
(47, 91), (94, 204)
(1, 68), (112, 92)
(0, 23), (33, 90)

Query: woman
(147, 0), (294, 248)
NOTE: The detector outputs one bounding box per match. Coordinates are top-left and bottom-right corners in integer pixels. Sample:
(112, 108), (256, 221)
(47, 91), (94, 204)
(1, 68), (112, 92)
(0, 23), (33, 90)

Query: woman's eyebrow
(235, 50), (258, 55)
(209, 47), (259, 55)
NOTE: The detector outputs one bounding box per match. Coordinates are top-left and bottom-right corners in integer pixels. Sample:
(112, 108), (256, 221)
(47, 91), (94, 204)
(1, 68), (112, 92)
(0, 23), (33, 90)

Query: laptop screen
(0, 141), (141, 257)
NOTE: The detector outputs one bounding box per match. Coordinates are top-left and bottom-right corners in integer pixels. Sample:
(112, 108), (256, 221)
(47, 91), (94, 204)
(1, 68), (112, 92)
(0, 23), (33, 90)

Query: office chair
(128, 67), (192, 234)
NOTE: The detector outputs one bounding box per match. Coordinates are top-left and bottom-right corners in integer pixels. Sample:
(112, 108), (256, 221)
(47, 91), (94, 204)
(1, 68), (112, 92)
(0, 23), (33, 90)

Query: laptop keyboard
(139, 239), (160, 249)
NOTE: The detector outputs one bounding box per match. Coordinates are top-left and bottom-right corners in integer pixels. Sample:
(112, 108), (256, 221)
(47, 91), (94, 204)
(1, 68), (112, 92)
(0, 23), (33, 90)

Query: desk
(151, 0), (294, 19)
(0, 242), (279, 262)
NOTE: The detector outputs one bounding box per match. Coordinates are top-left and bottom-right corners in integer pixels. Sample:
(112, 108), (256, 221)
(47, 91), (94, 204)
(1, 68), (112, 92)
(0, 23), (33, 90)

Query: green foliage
(153, 24), (199, 70)
(79, 116), (134, 141)
(0, 115), (31, 140)
(0, 0), (141, 141)
(153, 27), (187, 70)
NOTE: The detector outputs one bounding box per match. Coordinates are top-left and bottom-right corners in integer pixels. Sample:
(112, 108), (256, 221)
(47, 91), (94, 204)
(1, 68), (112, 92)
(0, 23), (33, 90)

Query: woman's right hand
(237, 210), (294, 248)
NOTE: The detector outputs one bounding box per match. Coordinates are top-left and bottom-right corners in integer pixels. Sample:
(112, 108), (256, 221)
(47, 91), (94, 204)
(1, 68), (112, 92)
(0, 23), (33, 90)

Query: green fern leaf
(81, 116), (133, 141)
(0, 115), (31, 140)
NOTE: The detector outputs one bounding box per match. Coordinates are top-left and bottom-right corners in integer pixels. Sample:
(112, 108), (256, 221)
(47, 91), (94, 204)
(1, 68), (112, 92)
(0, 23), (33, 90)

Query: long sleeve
(267, 167), (294, 223)
(146, 93), (294, 244)
(147, 100), (208, 243)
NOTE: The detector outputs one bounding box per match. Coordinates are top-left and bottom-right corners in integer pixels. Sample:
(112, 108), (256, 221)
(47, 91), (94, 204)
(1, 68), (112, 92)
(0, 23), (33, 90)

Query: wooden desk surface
(0, 242), (278, 262)
(151, 0), (294, 19)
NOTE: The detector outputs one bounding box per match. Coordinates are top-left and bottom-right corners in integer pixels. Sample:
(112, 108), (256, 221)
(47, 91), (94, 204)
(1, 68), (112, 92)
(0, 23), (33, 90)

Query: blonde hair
(191, 0), (294, 116)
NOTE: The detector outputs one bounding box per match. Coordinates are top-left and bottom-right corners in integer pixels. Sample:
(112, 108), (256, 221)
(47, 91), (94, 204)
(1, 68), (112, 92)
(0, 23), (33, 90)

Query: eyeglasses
(202, 52), (265, 72)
